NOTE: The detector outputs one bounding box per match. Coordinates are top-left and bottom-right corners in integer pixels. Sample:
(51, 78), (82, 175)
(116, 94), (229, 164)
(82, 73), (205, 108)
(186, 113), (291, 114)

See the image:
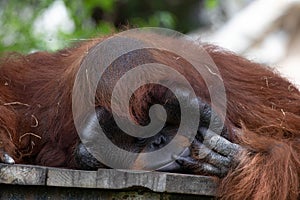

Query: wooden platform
(0, 163), (218, 199)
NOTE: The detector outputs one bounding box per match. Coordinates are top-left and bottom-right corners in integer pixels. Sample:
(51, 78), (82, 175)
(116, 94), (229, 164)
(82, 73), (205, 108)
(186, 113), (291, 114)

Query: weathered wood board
(0, 163), (218, 199)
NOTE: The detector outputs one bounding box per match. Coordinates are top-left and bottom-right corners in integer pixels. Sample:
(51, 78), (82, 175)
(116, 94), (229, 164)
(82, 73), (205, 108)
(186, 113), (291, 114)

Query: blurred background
(0, 0), (299, 87)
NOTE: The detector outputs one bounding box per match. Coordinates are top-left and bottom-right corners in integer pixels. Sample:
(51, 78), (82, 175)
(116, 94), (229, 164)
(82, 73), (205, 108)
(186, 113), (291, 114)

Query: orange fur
(0, 34), (299, 199)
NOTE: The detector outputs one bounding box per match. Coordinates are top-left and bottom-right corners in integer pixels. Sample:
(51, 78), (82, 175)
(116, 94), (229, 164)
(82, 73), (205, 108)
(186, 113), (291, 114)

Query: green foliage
(0, 0), (115, 53)
(0, 0), (204, 53)
(131, 11), (176, 29)
(204, 0), (219, 10)
(0, 1), (46, 52)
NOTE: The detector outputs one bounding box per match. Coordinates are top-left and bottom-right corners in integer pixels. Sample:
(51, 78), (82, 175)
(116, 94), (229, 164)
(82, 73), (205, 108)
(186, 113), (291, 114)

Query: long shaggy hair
(0, 33), (299, 200)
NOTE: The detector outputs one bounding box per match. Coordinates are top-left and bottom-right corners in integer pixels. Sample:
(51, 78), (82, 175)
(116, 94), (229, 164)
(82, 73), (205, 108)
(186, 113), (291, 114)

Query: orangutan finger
(199, 127), (242, 157)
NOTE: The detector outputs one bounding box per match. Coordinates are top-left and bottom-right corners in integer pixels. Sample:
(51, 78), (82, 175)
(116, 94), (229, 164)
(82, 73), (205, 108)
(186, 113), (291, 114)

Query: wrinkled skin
(74, 87), (242, 177)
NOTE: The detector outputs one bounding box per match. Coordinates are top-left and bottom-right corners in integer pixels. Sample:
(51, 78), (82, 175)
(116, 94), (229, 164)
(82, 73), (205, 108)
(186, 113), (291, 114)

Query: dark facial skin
(75, 87), (241, 177)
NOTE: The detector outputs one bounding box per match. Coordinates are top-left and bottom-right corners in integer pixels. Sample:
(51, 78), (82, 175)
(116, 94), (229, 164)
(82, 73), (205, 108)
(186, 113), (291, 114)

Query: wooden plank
(47, 167), (98, 188)
(165, 173), (218, 196)
(0, 163), (217, 198)
(0, 163), (46, 185)
(96, 169), (167, 192)
(47, 167), (217, 196)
